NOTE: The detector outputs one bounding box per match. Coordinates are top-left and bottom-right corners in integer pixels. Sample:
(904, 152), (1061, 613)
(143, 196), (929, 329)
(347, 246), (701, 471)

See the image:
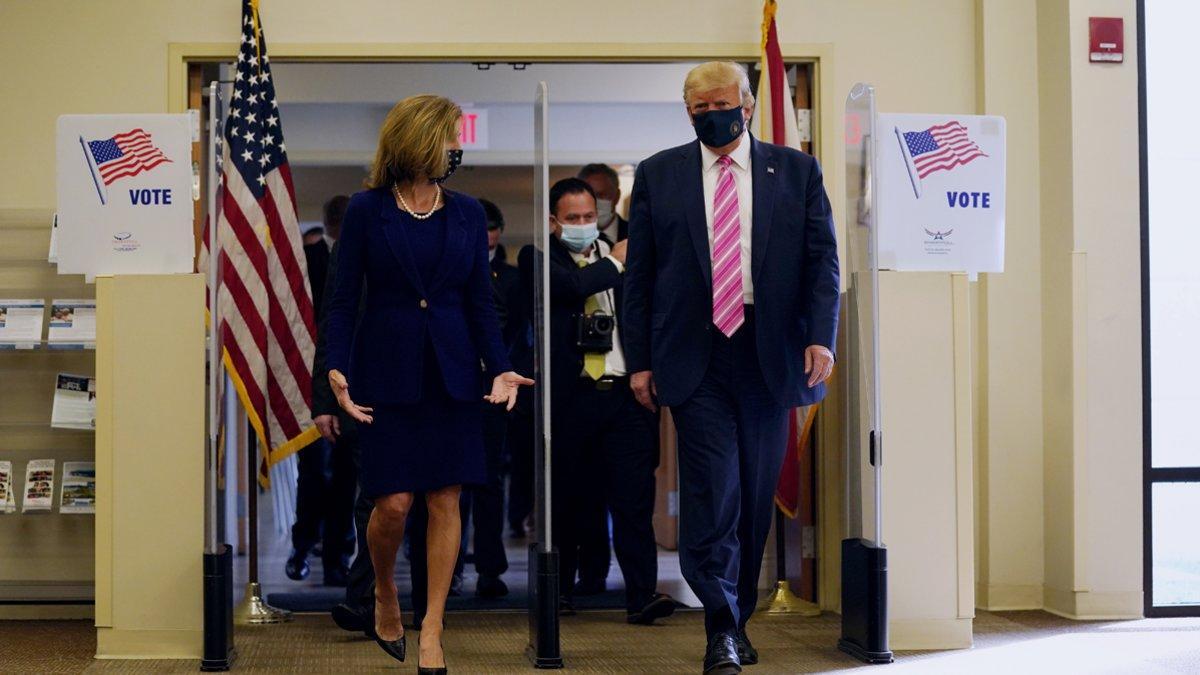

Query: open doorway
(187, 56), (828, 619)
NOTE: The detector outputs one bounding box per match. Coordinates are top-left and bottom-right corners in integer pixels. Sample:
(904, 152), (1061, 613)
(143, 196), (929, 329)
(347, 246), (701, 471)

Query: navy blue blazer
(324, 187), (511, 406)
(623, 137), (840, 408)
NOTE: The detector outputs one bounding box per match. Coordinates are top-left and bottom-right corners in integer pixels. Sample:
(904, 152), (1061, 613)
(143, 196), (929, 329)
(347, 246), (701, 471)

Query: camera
(575, 310), (615, 352)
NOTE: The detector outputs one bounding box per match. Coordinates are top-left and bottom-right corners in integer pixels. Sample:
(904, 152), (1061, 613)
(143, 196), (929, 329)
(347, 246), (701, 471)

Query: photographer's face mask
(557, 220), (599, 253)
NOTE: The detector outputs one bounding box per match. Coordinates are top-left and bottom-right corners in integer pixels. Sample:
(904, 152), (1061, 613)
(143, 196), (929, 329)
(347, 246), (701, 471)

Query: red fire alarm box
(1089, 17), (1124, 63)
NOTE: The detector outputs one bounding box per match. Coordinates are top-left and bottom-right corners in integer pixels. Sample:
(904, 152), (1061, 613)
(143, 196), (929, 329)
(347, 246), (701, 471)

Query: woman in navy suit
(324, 94), (532, 672)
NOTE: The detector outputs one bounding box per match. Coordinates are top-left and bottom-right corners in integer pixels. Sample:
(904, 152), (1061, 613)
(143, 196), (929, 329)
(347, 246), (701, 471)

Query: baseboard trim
(0, 604), (94, 620)
(1042, 587), (1143, 620)
(96, 628), (203, 659)
(890, 617), (974, 650)
(976, 582), (1044, 610)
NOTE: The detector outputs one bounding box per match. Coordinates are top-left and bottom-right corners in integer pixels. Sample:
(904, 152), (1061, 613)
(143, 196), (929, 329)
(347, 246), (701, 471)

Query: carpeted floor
(5, 609), (1200, 673)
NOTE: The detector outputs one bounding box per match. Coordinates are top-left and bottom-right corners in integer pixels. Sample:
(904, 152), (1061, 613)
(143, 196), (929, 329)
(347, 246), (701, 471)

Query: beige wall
(0, 0), (1149, 641)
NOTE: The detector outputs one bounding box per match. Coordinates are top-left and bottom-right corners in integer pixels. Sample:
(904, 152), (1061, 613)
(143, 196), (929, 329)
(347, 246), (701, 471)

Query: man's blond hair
(682, 61), (755, 108)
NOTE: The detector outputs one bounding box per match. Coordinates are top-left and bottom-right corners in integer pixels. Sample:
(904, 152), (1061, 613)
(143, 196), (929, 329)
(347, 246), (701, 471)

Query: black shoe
(417, 635), (448, 674)
(558, 596), (576, 616)
(330, 603), (370, 633)
(323, 565), (349, 587)
(373, 630), (406, 663)
(736, 628), (759, 665)
(573, 577), (606, 596)
(475, 574), (509, 599)
(284, 549), (310, 581)
(627, 593), (678, 625)
(703, 631), (742, 674)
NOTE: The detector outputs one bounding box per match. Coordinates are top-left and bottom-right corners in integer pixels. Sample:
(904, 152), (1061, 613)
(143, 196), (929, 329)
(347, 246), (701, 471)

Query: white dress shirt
(569, 239), (628, 377)
(700, 132), (755, 304)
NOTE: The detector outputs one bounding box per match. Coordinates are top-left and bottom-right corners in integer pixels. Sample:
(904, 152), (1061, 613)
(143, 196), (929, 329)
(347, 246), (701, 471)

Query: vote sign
(56, 114), (194, 276)
(876, 113), (1006, 273)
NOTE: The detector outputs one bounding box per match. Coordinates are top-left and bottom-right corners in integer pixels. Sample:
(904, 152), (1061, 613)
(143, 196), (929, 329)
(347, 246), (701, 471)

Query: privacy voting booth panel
(838, 83), (891, 664)
(527, 81), (562, 668)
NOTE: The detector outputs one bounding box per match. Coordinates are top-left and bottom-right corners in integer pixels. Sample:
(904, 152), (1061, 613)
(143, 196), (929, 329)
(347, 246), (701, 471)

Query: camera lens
(593, 316), (614, 335)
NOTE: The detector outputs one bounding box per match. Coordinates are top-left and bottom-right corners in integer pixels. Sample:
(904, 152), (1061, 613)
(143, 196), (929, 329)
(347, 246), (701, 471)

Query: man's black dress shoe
(703, 631), (742, 674)
(476, 574), (509, 599)
(373, 630), (406, 662)
(284, 549), (310, 581)
(573, 577), (606, 596)
(558, 596), (576, 616)
(331, 603), (369, 634)
(736, 629), (759, 665)
(627, 593), (678, 625)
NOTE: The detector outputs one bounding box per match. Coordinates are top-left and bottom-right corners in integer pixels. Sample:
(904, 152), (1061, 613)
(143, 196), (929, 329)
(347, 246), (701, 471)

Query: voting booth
(840, 83), (1005, 658)
(54, 114), (206, 658)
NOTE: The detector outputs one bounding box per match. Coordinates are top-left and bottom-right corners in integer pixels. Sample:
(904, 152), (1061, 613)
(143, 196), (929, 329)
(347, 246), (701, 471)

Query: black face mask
(691, 107), (745, 148)
(434, 148), (463, 184)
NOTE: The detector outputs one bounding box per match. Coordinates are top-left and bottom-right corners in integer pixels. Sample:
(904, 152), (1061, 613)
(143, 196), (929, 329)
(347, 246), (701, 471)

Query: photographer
(516, 178), (675, 625)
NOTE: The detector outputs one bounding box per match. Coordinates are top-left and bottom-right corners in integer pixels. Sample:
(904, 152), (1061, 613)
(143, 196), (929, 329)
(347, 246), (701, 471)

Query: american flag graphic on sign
(197, 0), (318, 482)
(902, 121), (987, 179)
(85, 128), (171, 185)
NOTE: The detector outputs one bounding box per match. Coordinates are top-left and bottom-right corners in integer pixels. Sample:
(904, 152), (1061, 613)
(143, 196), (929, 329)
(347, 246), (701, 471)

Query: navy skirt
(356, 340), (487, 499)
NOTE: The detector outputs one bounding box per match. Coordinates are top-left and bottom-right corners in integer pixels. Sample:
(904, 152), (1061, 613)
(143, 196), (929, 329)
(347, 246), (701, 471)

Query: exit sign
(459, 109), (489, 150)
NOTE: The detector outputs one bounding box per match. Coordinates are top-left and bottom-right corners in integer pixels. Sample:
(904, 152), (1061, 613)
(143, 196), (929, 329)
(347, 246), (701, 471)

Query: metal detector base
(201, 546), (237, 670)
(764, 580), (823, 616)
(526, 544), (563, 669)
(234, 582), (292, 625)
(838, 538), (892, 664)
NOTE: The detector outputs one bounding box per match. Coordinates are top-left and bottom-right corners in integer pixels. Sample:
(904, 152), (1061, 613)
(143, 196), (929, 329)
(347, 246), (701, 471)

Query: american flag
(86, 128), (171, 185)
(902, 121), (987, 179)
(199, 0), (318, 475)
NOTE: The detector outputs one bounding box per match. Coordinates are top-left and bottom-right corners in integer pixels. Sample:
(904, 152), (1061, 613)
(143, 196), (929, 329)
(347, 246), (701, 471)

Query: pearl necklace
(393, 182), (442, 220)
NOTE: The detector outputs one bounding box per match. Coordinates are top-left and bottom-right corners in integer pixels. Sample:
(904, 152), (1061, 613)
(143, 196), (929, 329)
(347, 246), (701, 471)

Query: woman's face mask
(433, 148), (463, 184)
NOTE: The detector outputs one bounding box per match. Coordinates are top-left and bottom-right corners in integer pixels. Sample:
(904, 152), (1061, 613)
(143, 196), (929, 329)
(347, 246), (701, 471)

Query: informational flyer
(47, 299), (95, 348)
(0, 299), (45, 349)
(59, 462), (96, 514)
(50, 373), (96, 430)
(22, 459), (56, 513)
(0, 461), (15, 514)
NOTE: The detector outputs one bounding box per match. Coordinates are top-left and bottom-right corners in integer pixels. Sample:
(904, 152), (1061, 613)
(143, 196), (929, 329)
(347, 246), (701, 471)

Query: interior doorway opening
(187, 56), (833, 622)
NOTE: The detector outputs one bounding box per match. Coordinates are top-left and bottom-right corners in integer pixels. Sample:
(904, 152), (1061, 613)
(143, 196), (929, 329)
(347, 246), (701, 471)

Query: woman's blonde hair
(682, 61), (755, 108)
(365, 94), (462, 188)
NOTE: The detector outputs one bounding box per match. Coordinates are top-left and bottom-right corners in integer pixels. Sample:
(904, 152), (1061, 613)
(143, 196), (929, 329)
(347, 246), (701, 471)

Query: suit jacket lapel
(750, 137), (777, 283)
(427, 191), (470, 292)
(677, 141), (712, 289)
(379, 194), (427, 295)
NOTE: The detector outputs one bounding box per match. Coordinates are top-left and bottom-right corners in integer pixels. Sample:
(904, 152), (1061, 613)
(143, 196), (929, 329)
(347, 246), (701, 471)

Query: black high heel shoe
(373, 628), (406, 662)
(417, 634), (448, 675)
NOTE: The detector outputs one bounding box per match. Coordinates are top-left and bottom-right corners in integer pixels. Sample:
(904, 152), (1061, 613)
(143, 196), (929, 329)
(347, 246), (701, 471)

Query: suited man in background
(515, 178), (675, 624)
(578, 163), (628, 243)
(623, 62), (839, 674)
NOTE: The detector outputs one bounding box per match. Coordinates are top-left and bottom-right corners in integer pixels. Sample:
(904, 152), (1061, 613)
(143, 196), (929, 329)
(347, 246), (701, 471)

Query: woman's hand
(328, 369), (374, 424)
(485, 371), (535, 411)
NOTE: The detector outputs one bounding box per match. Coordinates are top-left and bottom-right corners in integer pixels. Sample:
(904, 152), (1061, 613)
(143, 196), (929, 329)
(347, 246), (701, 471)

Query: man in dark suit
(578, 163), (629, 243)
(623, 62), (839, 674)
(515, 178), (676, 625)
(288, 203), (353, 585)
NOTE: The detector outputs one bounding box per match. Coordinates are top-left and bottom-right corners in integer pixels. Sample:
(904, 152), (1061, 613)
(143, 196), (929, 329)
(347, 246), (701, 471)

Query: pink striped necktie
(711, 155), (745, 337)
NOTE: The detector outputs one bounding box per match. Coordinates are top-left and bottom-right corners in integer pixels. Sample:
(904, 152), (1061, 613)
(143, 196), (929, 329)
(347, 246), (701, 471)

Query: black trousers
(552, 377), (659, 612)
(466, 401), (510, 577)
(506, 407), (534, 534)
(670, 311), (790, 638)
(292, 436), (356, 570)
(343, 425), (376, 610)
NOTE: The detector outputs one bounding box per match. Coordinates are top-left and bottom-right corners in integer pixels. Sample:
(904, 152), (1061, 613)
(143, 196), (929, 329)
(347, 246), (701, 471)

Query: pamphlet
(22, 459), (55, 513)
(50, 373), (96, 430)
(47, 299), (95, 348)
(59, 462), (96, 514)
(0, 299), (45, 349)
(0, 461), (14, 514)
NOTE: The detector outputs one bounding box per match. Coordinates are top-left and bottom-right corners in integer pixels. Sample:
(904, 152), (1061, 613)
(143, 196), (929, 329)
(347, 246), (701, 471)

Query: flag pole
(234, 420), (291, 625)
(894, 126), (922, 199)
(78, 135), (106, 205)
